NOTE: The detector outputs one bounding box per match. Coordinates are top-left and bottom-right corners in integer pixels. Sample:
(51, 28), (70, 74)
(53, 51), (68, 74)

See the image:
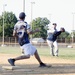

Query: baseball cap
(52, 23), (57, 25)
(19, 12), (26, 19)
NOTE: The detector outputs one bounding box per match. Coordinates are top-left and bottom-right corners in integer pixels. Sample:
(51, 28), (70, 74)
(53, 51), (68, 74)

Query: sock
(12, 59), (15, 61)
(40, 62), (44, 65)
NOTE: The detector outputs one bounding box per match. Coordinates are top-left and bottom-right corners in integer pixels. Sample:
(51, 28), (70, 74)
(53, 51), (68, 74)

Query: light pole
(71, 13), (75, 44)
(2, 4), (7, 46)
(31, 2), (35, 29)
(23, 0), (25, 12)
(31, 2), (35, 39)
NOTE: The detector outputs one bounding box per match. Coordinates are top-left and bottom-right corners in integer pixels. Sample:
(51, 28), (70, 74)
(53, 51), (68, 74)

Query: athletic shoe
(8, 59), (15, 66)
(39, 63), (47, 67)
(55, 55), (58, 57)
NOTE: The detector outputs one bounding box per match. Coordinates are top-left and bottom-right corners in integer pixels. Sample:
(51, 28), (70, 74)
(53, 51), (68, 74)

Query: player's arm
(13, 30), (17, 37)
(13, 25), (18, 37)
(48, 28), (55, 33)
(53, 31), (61, 36)
(53, 27), (65, 36)
(27, 28), (40, 34)
(26, 24), (40, 34)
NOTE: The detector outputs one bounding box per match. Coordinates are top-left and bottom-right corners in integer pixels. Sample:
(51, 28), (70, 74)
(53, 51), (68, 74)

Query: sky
(0, 0), (75, 33)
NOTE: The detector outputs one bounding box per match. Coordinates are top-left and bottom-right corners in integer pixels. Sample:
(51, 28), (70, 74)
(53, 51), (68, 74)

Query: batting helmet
(19, 12), (26, 19)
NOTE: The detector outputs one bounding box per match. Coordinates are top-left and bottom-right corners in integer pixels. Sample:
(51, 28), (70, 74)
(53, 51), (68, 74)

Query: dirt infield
(0, 54), (75, 75)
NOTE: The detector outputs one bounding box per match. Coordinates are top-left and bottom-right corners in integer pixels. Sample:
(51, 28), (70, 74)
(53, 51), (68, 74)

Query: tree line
(0, 11), (74, 43)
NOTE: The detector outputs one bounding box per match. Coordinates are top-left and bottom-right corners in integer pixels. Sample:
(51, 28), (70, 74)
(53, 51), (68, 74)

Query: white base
(2, 66), (20, 70)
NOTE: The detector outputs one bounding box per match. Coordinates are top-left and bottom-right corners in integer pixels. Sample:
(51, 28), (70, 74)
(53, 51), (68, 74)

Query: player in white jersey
(8, 12), (47, 67)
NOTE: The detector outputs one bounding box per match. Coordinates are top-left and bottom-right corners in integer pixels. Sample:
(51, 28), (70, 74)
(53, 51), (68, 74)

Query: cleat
(8, 59), (15, 66)
(39, 63), (47, 67)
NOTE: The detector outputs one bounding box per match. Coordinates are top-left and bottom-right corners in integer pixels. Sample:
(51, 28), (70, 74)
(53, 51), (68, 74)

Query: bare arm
(27, 28), (40, 34)
(48, 27), (56, 33)
(13, 30), (17, 37)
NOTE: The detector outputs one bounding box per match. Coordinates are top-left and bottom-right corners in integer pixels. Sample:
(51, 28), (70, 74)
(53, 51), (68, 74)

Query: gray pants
(47, 40), (58, 56)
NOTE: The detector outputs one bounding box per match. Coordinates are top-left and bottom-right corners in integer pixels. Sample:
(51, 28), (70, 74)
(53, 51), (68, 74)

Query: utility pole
(2, 4), (7, 47)
(31, 2), (35, 39)
(23, 0), (25, 12)
(31, 2), (35, 29)
(72, 13), (75, 44)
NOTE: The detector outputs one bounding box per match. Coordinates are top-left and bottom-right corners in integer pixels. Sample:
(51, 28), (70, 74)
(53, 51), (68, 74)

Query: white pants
(20, 43), (36, 56)
(47, 40), (58, 56)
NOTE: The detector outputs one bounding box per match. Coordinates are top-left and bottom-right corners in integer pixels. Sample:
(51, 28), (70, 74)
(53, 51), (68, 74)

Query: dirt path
(0, 54), (75, 75)
(0, 54), (75, 65)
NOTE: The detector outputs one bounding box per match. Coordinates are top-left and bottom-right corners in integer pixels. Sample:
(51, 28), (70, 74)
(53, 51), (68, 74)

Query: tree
(30, 17), (50, 39)
(0, 11), (17, 37)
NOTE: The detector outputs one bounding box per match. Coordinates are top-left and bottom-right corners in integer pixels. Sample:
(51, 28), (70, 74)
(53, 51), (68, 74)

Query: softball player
(47, 25), (65, 56)
(47, 23), (58, 56)
(8, 12), (47, 67)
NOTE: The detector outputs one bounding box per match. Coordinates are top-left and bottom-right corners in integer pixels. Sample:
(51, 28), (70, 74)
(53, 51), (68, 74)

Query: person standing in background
(47, 23), (58, 56)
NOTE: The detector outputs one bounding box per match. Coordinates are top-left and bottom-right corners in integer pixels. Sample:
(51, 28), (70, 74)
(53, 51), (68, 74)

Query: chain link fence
(0, 37), (75, 47)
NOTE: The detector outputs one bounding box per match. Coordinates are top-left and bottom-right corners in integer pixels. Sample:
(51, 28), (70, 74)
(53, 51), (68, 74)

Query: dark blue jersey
(14, 20), (30, 46)
(47, 31), (61, 42)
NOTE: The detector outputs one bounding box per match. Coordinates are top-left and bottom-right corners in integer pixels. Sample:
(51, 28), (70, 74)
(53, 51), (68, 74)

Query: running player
(8, 12), (47, 67)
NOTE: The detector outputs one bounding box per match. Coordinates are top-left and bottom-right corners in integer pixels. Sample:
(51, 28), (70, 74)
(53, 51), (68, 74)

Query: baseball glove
(60, 27), (65, 32)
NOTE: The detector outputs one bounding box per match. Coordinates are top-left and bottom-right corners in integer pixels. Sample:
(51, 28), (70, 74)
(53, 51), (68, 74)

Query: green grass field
(37, 46), (75, 60)
(0, 46), (75, 60)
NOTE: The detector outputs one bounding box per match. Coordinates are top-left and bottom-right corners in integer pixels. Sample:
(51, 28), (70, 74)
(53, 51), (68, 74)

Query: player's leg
(47, 40), (54, 56)
(8, 44), (31, 66)
(26, 43), (47, 67)
(53, 41), (58, 56)
(8, 55), (30, 66)
(20, 46), (24, 55)
(8, 43), (47, 67)
(34, 50), (47, 67)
